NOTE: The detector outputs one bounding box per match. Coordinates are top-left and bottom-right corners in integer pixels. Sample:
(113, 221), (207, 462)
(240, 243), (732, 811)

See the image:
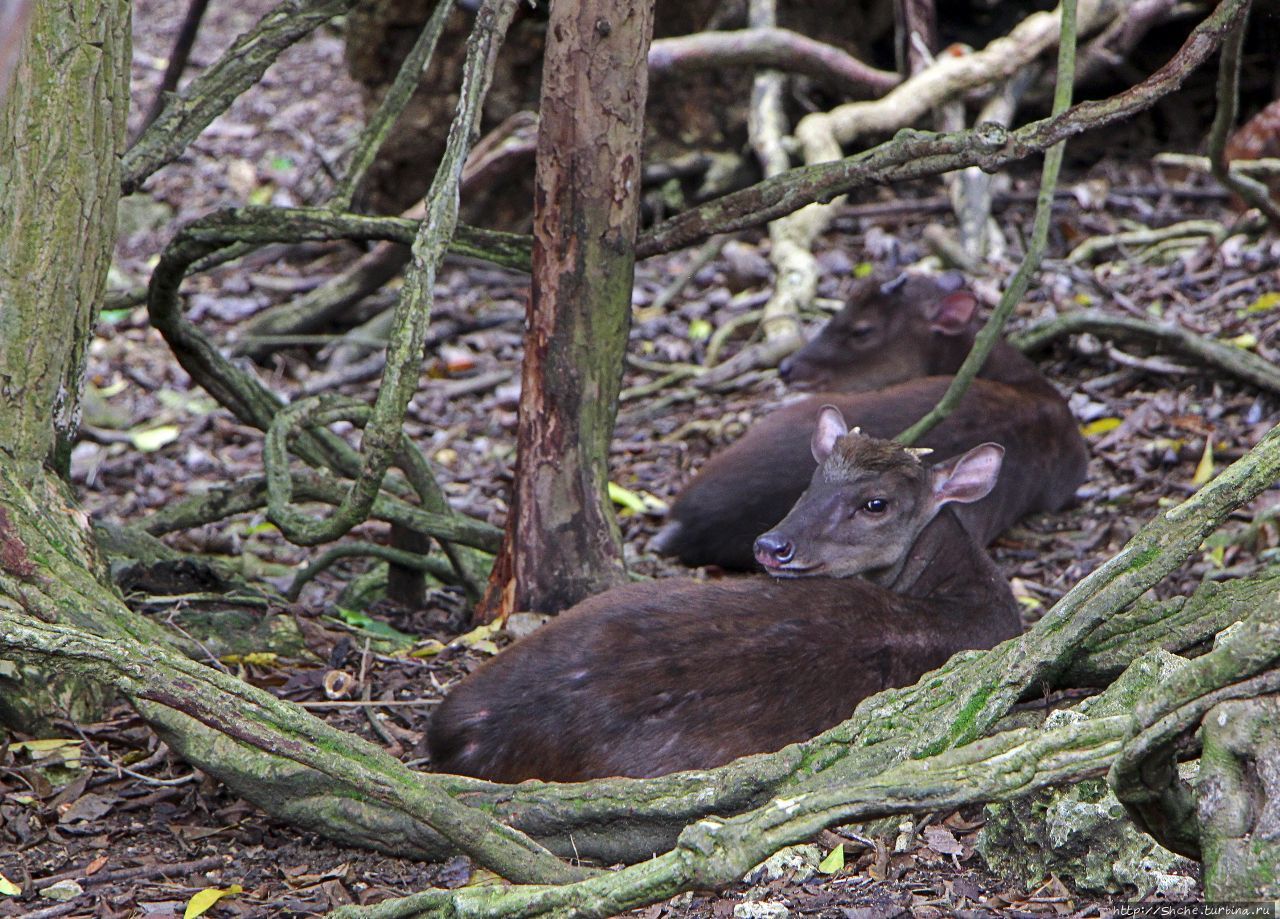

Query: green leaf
(334, 607), (416, 642)
(0, 874), (21, 897)
(817, 844), (845, 874)
(687, 318), (712, 341)
(129, 424), (181, 452)
(609, 481), (647, 513)
(184, 884), (242, 919)
(99, 308), (133, 325)
(853, 262), (874, 278)
(156, 388), (218, 415)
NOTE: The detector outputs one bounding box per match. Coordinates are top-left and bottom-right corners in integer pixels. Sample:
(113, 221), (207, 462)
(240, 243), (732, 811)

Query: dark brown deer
(651, 272), (1087, 570)
(429, 415), (1021, 783)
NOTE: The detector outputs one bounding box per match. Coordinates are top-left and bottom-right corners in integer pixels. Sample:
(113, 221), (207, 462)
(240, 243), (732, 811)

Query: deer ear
(930, 442), (1004, 507)
(929, 290), (978, 335)
(811, 405), (849, 463)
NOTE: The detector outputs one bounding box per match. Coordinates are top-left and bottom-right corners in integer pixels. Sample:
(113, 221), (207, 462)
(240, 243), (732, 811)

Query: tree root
(1198, 694), (1280, 899)
(1011, 309), (1280, 396)
(5, 422), (1279, 883)
(1109, 610), (1280, 860)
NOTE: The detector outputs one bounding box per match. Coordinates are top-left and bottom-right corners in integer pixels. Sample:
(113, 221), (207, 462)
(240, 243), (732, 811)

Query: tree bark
(0, 0), (131, 731)
(0, 0), (130, 476)
(1199, 694), (1280, 900)
(478, 0), (656, 618)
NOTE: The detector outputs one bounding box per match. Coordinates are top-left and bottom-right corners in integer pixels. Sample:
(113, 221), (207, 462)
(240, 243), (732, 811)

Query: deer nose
(778, 354), (795, 382)
(754, 532), (795, 566)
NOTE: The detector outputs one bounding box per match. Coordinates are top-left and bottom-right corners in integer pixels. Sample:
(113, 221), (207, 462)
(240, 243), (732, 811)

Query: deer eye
(863, 498), (888, 514)
(845, 322), (876, 341)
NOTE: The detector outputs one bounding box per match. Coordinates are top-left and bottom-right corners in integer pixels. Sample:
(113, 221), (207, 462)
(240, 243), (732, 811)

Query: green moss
(1130, 545), (1161, 569)
(915, 686), (993, 759)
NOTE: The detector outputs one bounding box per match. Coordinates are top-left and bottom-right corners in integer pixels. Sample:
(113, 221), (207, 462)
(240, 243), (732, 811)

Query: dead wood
(648, 27), (899, 98)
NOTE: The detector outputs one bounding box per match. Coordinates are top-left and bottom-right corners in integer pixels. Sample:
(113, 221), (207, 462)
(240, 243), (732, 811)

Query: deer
(651, 271), (1088, 570)
(429, 412), (1021, 782)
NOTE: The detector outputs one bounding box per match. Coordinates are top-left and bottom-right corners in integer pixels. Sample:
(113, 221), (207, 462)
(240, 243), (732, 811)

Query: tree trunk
(477, 0), (656, 619)
(0, 0), (130, 477)
(0, 0), (131, 732)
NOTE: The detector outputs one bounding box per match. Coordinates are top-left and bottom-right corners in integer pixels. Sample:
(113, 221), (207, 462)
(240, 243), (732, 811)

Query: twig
(137, 0), (212, 136)
(641, 235), (726, 317)
(1156, 152), (1280, 176)
(1206, 3), (1280, 226)
(1066, 219), (1226, 262)
(286, 540), (460, 600)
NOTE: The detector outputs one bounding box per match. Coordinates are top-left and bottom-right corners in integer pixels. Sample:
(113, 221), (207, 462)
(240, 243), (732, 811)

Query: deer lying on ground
(430, 412), (1021, 782)
(651, 271), (1088, 570)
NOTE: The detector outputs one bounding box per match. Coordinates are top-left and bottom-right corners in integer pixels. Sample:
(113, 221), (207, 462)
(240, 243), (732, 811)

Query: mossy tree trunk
(0, 0), (129, 476)
(0, 0), (132, 731)
(478, 0), (656, 618)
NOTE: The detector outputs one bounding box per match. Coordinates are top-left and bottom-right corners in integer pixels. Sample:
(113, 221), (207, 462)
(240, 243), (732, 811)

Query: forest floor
(2, 2), (1279, 917)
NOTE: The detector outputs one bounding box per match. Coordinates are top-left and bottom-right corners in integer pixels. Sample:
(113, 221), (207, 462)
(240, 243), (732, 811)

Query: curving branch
(648, 28), (899, 97)
(0, 613), (591, 887)
(264, 0), (517, 548)
(1205, 2), (1280, 226)
(1108, 601), (1280, 859)
(123, 0), (357, 193)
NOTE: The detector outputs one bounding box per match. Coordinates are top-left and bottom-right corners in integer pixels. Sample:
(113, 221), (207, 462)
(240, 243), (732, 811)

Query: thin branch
(137, 0), (212, 135)
(635, 0), (1251, 259)
(330, 0), (457, 209)
(648, 28), (899, 97)
(123, 0), (357, 193)
(894, 0), (1078, 446)
(1206, 2), (1280, 225)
